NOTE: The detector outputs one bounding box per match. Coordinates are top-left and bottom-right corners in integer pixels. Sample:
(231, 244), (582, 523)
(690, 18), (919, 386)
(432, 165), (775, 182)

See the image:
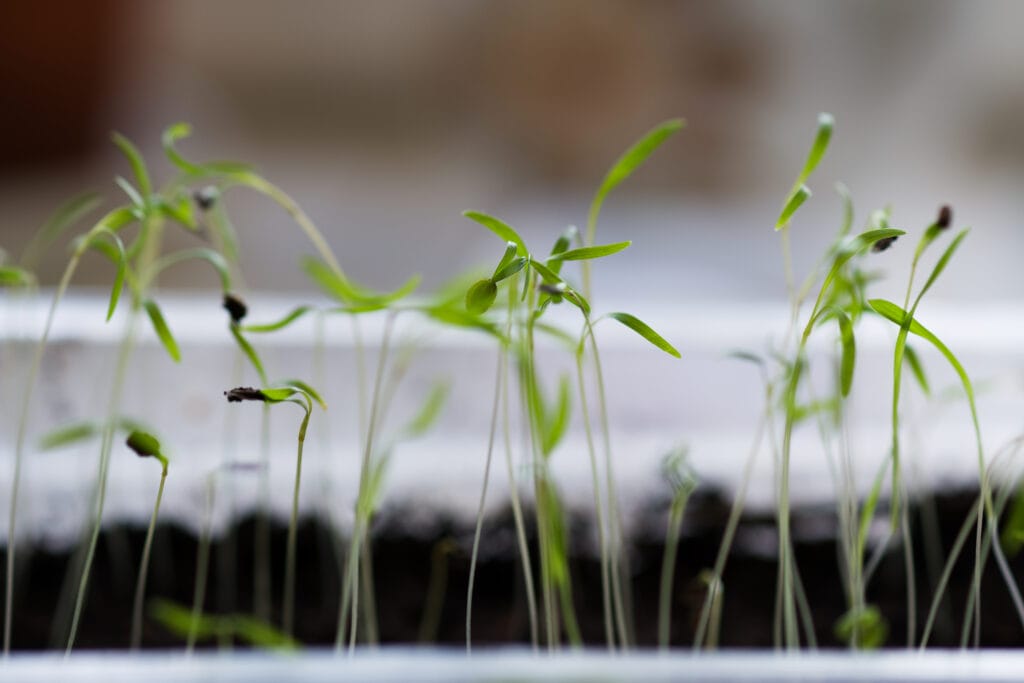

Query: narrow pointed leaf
(917, 228), (968, 302)
(302, 256), (419, 308)
(589, 119), (685, 229)
(39, 422), (100, 450)
(20, 191), (102, 269)
(903, 344), (930, 396)
(796, 113), (834, 188)
(548, 241), (631, 262)
(606, 312), (680, 358)
(492, 241), (518, 277)
(835, 182), (854, 237)
(161, 123), (202, 175)
(833, 309), (856, 396)
(243, 306), (315, 334)
(548, 225), (578, 275)
(229, 325), (268, 385)
(260, 387), (299, 403)
(114, 176), (144, 209)
(111, 132), (152, 200)
(404, 381), (450, 437)
(492, 257), (528, 283)
(144, 299), (181, 362)
(776, 185), (811, 230)
(279, 379), (326, 410)
(463, 211), (527, 256)
(541, 375), (572, 455)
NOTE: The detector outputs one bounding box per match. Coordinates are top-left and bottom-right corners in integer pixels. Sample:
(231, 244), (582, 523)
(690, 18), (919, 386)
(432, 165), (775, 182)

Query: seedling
(125, 430), (169, 651)
(657, 448), (697, 650)
(150, 599), (299, 652)
(225, 382), (324, 637)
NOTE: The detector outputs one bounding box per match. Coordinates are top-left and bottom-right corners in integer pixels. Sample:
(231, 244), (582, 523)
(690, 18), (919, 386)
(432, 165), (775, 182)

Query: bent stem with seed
(224, 383), (321, 638)
(127, 431), (169, 651)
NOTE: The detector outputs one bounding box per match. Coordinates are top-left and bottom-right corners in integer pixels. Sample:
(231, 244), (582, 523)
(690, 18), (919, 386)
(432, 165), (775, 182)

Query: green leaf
(403, 381), (450, 437)
(465, 279), (498, 314)
(230, 615), (300, 651)
(776, 184), (811, 230)
(528, 259), (563, 285)
(207, 200), (241, 263)
(39, 422), (100, 450)
(492, 257), (528, 283)
(547, 241), (631, 262)
(547, 225), (578, 276)
(83, 229), (128, 322)
(796, 113), (834, 189)
(589, 119), (684, 230)
(126, 430), (162, 458)
(463, 211), (528, 256)
(229, 325), (268, 385)
(421, 304), (506, 342)
(111, 132), (152, 201)
(301, 256), (420, 309)
(917, 228), (968, 302)
(1002, 487), (1024, 557)
(260, 387), (300, 403)
(541, 375), (571, 455)
(153, 247), (232, 292)
(154, 193), (199, 231)
(903, 344), (930, 396)
(831, 308), (856, 397)
(0, 266), (35, 288)
(775, 113), (835, 230)
(114, 176), (144, 209)
(835, 605), (888, 649)
(868, 299), (976, 409)
(606, 312), (680, 358)
(20, 191), (102, 270)
(161, 122), (202, 175)
(149, 599), (219, 641)
(835, 182), (854, 237)
(279, 379), (326, 410)
(243, 306), (315, 334)
(144, 299), (182, 362)
(492, 241), (518, 277)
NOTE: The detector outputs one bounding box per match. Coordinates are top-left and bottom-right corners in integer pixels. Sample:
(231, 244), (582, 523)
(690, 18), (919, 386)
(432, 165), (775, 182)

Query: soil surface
(3, 487), (1018, 650)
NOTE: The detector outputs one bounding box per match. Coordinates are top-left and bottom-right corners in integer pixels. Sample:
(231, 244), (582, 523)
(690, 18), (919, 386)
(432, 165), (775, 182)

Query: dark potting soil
(2, 487), (1017, 650)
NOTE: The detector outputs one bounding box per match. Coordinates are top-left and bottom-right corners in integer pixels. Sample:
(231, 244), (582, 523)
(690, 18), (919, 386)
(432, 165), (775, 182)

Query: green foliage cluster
(2, 112), (1021, 658)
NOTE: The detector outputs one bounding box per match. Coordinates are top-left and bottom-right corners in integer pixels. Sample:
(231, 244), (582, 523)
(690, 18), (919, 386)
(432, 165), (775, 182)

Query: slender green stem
(187, 476), (216, 655)
(466, 345), (507, 653)
(658, 494), (688, 650)
(359, 533), (379, 646)
(283, 402), (311, 637)
(575, 350), (614, 650)
(587, 330), (632, 648)
(502, 351), (539, 651)
(5, 248), (83, 656)
(130, 463), (168, 650)
(694, 404), (768, 649)
(65, 313), (139, 656)
(254, 405), (272, 623)
(336, 312), (395, 652)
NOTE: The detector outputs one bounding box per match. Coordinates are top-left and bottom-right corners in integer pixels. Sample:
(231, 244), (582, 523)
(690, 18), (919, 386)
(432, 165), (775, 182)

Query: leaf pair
(775, 113), (834, 230)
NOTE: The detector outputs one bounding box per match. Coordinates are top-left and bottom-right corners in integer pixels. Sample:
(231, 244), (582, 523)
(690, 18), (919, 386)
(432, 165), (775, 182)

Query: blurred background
(3, 0), (1024, 304)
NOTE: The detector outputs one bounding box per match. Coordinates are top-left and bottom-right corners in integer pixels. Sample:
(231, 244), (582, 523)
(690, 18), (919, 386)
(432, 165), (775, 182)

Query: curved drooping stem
(283, 396), (313, 638)
(130, 457), (169, 650)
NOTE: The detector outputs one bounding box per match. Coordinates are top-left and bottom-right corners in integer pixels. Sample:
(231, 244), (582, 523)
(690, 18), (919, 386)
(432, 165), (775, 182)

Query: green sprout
(657, 448), (697, 650)
(125, 430), (169, 651)
(225, 382), (324, 638)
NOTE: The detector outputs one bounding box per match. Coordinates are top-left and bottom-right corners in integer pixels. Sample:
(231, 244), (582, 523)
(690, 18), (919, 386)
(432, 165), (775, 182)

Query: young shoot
(658, 448), (698, 650)
(125, 430), (169, 651)
(225, 383), (324, 638)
